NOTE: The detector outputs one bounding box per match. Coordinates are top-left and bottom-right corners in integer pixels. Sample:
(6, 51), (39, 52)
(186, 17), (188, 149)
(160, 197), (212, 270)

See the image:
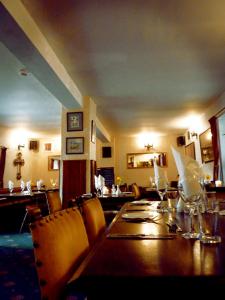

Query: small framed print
(66, 137), (84, 154)
(67, 112), (83, 131)
(91, 120), (96, 144)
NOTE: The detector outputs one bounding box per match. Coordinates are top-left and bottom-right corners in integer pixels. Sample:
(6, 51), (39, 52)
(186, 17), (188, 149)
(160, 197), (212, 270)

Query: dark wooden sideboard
(0, 191), (48, 232)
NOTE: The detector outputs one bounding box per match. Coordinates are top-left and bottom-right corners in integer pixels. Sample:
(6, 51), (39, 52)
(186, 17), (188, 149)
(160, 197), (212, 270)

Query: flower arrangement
(205, 174), (211, 181)
(116, 176), (123, 185)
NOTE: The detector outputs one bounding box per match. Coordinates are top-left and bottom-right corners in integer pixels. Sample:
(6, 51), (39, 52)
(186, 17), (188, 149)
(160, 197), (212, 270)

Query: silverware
(107, 233), (175, 239)
(166, 220), (182, 232)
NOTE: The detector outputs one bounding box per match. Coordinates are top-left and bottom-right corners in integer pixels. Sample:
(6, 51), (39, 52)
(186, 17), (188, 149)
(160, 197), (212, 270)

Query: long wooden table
(66, 199), (225, 298)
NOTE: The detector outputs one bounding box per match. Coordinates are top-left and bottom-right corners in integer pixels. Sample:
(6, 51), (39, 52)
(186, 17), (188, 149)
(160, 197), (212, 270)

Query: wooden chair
(30, 207), (89, 300)
(46, 190), (62, 214)
(131, 183), (160, 201)
(81, 197), (106, 247)
(131, 183), (142, 200)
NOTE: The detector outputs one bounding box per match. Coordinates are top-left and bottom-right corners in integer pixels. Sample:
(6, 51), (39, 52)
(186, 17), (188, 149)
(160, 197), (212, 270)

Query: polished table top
(67, 200), (225, 297)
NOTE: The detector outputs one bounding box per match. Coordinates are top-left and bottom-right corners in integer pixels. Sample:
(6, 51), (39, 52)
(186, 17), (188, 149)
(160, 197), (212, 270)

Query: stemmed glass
(156, 180), (168, 212)
(199, 192), (221, 244)
(179, 191), (204, 239)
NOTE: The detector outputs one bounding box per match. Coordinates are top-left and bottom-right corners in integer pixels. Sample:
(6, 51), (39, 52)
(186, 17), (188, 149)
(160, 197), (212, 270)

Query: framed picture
(66, 137), (84, 154)
(91, 120), (96, 143)
(185, 142), (196, 159)
(67, 112), (83, 131)
(199, 128), (214, 163)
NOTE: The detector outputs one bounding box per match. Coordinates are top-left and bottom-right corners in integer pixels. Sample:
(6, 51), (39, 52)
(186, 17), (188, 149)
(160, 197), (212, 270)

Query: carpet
(0, 232), (40, 300)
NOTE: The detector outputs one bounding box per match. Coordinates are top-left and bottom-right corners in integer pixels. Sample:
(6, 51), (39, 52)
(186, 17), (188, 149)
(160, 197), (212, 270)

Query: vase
(116, 185), (121, 195)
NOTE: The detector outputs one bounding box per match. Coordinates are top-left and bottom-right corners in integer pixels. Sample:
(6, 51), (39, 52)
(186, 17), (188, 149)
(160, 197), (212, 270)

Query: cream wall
(0, 126), (60, 188)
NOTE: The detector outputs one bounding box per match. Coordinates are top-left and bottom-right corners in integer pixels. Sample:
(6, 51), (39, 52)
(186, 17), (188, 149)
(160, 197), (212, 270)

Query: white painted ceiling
(1, 0), (225, 136)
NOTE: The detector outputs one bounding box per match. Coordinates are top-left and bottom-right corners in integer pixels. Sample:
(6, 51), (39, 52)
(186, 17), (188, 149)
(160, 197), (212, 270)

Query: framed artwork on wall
(185, 142), (196, 160)
(66, 137), (84, 154)
(199, 128), (214, 163)
(67, 112), (83, 131)
(91, 120), (96, 143)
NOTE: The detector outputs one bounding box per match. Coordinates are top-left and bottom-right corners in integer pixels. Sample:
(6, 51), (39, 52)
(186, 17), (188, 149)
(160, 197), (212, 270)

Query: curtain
(208, 116), (219, 181)
(0, 147), (7, 188)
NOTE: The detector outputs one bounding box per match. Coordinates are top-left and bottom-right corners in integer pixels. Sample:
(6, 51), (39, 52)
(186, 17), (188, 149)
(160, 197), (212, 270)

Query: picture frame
(66, 137), (84, 154)
(91, 120), (96, 143)
(199, 128), (214, 163)
(67, 112), (83, 131)
(185, 142), (196, 160)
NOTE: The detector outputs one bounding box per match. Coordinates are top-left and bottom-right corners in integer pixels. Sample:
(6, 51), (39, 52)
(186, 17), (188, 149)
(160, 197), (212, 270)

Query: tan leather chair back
(132, 183), (141, 200)
(46, 190), (62, 213)
(30, 207), (89, 300)
(81, 197), (106, 246)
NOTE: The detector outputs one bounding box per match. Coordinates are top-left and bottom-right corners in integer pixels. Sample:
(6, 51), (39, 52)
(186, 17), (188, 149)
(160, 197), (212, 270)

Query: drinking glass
(200, 192), (221, 244)
(156, 184), (168, 212)
(179, 191), (203, 239)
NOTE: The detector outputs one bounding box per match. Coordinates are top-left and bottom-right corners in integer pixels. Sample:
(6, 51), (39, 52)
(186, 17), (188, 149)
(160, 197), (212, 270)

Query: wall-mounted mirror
(199, 128), (214, 163)
(127, 152), (167, 169)
(48, 155), (61, 171)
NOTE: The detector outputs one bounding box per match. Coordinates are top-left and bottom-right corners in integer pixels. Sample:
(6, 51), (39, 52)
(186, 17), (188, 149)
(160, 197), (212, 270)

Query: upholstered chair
(30, 207), (89, 300)
(46, 190), (62, 214)
(131, 183), (142, 200)
(81, 197), (106, 247)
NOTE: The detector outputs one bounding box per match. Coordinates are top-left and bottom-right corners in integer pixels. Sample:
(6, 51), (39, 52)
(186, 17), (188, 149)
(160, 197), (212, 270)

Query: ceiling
(0, 0), (225, 136)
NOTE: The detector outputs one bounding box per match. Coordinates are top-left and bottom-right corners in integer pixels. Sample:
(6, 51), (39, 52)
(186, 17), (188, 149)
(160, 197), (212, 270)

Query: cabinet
(127, 152), (167, 169)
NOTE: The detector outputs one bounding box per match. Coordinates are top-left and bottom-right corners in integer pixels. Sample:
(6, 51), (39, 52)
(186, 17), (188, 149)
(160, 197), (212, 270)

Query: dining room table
(66, 198), (225, 299)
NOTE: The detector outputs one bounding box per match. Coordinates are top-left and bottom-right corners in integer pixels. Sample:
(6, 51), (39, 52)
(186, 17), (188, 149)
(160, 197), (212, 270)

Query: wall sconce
(144, 144), (154, 151)
(191, 132), (198, 139)
(18, 144), (25, 150)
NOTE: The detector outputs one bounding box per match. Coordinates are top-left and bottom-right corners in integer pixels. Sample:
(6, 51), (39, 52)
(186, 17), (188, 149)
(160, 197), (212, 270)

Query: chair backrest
(30, 207), (89, 300)
(131, 183), (141, 200)
(46, 190), (62, 213)
(81, 197), (106, 246)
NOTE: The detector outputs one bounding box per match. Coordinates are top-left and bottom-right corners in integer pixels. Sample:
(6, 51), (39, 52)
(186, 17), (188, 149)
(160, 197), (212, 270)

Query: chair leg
(19, 211), (28, 233)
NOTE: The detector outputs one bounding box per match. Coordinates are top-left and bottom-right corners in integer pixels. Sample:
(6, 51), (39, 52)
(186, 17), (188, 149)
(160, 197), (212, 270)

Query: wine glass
(199, 192), (221, 244)
(179, 191), (203, 239)
(156, 179), (168, 212)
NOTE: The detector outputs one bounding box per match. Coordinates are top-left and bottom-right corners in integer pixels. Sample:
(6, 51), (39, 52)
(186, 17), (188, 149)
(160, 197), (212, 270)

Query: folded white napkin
(20, 180), (25, 192)
(8, 180), (14, 191)
(171, 147), (203, 198)
(36, 179), (43, 190)
(26, 180), (32, 193)
(94, 175), (99, 190)
(153, 159), (168, 190)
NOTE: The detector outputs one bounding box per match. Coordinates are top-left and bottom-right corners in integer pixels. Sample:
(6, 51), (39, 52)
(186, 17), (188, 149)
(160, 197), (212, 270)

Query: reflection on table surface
(67, 200), (225, 297)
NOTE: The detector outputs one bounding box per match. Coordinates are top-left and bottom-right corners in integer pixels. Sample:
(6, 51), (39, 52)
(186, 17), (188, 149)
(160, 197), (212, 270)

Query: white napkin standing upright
(26, 180), (32, 193)
(153, 159), (168, 190)
(8, 180), (14, 192)
(171, 147), (203, 198)
(20, 180), (25, 192)
(94, 175), (99, 191)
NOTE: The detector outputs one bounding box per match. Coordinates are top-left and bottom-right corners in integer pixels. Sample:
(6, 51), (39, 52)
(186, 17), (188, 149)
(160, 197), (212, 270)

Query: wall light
(144, 144), (154, 151)
(18, 144), (25, 150)
(191, 132), (198, 139)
